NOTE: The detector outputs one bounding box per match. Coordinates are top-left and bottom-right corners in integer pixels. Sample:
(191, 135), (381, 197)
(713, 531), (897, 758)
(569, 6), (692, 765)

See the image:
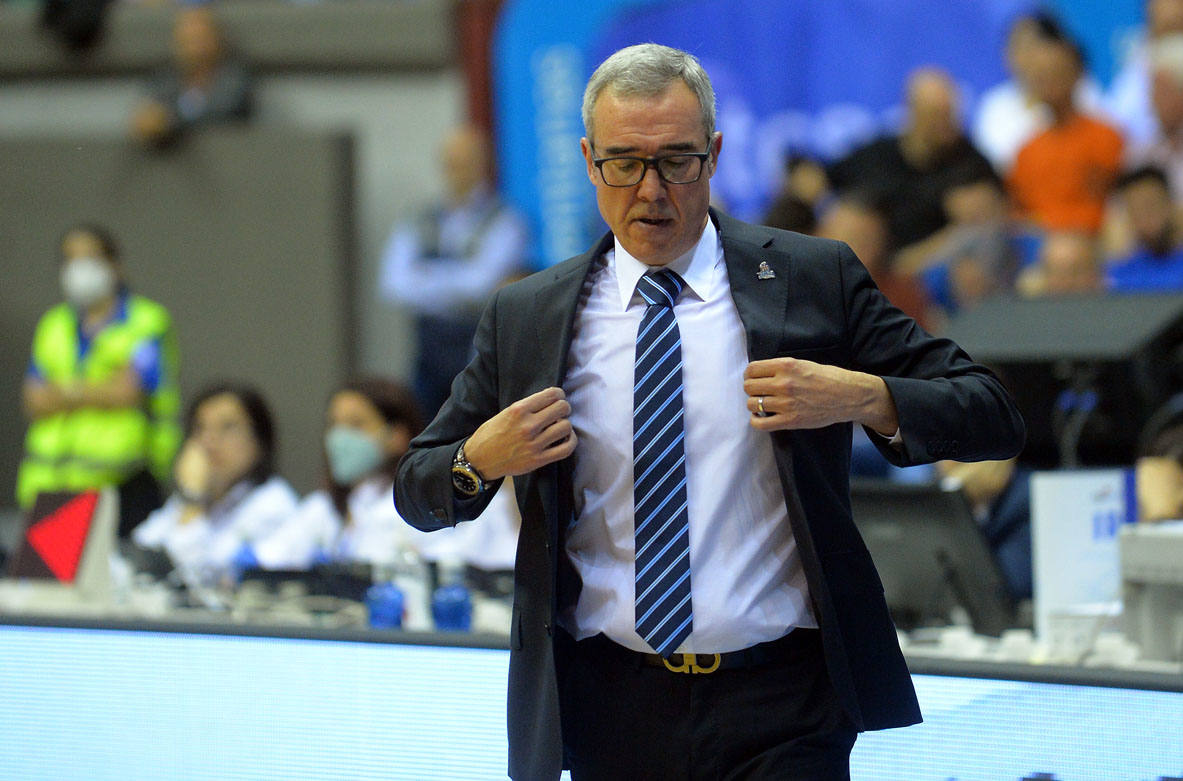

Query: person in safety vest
(17, 224), (181, 531)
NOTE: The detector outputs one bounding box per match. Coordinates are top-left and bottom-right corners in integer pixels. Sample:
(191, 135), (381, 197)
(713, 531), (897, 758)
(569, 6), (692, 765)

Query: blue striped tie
(633, 268), (693, 657)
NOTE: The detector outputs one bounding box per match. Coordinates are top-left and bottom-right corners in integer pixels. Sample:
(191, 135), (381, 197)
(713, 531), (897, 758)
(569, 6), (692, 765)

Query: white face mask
(324, 425), (386, 486)
(61, 256), (117, 310)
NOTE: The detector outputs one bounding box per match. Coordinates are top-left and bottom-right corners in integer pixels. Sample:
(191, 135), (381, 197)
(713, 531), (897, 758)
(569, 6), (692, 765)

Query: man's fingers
(530, 431), (578, 471)
(535, 416), (573, 448)
(743, 358), (791, 380)
(536, 397), (572, 426)
(544, 431), (578, 460)
(742, 377), (780, 397)
(518, 386), (567, 413)
(747, 395), (776, 417)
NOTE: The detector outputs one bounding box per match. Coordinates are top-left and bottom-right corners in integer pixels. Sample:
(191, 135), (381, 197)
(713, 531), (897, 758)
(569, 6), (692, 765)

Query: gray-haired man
(397, 43), (1024, 780)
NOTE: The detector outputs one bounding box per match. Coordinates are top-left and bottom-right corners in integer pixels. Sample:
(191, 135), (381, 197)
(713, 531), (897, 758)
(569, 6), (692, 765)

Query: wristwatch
(451, 440), (488, 498)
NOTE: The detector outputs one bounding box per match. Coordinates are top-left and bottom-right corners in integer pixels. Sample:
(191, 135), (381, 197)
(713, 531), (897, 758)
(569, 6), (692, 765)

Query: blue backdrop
(495, 0), (1139, 267)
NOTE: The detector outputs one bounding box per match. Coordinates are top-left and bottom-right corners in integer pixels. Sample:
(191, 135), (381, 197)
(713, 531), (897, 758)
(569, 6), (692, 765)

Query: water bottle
(386, 546), (431, 631)
(365, 581), (405, 629)
(431, 558), (472, 632)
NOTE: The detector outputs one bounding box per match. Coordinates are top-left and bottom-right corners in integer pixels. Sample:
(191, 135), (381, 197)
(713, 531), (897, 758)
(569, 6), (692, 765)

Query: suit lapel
(531, 231), (612, 387)
(713, 211), (814, 558)
(714, 210), (790, 361)
(526, 231), (612, 559)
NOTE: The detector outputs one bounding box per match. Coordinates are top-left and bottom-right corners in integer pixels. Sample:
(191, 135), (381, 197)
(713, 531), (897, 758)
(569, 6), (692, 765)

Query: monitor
(944, 293), (1183, 468)
(850, 478), (1017, 636)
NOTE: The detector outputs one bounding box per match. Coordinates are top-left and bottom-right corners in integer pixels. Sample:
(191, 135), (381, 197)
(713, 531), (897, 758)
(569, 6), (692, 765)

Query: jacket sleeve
(395, 289), (506, 531)
(835, 242), (1026, 465)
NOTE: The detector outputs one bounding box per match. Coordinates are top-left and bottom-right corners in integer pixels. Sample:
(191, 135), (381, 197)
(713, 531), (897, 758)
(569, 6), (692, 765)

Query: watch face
(452, 467), (481, 497)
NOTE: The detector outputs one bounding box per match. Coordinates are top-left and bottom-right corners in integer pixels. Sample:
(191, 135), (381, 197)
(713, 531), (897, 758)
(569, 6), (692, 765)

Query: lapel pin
(756, 261), (776, 280)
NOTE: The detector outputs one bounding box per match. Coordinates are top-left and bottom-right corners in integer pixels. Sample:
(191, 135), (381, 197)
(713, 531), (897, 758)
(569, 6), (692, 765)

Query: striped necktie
(633, 268), (693, 657)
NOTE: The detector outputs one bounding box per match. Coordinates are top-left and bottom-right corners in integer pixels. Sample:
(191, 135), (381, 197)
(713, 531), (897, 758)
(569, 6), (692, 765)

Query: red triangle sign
(27, 492), (99, 583)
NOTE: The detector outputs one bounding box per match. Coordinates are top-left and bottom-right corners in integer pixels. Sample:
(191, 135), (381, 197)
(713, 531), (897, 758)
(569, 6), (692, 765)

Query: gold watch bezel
(451, 441), (487, 497)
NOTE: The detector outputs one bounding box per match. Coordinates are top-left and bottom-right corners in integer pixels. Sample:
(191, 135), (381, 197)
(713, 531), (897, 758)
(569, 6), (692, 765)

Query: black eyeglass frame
(590, 150), (712, 187)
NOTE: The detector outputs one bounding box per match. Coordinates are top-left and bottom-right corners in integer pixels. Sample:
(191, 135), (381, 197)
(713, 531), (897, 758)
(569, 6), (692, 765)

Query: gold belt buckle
(662, 653), (721, 674)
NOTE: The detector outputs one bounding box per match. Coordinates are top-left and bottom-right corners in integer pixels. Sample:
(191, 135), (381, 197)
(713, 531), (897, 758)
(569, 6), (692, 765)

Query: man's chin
(624, 225), (683, 265)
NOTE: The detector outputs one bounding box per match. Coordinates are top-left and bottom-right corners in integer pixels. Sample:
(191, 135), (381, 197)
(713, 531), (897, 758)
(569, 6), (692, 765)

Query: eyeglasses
(591, 150), (711, 187)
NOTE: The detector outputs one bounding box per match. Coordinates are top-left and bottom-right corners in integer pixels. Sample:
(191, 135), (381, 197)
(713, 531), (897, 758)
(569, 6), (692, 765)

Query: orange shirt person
(1008, 36), (1125, 233)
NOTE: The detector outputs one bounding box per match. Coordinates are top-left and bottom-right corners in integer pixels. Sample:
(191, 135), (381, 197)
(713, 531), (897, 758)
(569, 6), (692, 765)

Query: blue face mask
(324, 426), (385, 486)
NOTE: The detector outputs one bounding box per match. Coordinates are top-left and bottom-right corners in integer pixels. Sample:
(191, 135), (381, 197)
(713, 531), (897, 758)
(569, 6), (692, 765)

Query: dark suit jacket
(396, 210), (1026, 780)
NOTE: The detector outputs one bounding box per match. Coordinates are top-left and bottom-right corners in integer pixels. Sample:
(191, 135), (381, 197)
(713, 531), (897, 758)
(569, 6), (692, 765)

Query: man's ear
(581, 137), (597, 183)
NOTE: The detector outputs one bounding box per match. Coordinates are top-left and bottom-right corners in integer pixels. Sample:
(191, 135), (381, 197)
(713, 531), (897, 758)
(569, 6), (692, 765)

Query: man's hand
(743, 357), (899, 436)
(463, 387), (577, 481)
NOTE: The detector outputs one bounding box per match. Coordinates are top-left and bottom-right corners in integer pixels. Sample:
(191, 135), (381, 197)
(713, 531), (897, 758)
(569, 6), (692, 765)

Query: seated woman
(250, 377), (521, 574)
(249, 377), (424, 570)
(132, 383), (297, 587)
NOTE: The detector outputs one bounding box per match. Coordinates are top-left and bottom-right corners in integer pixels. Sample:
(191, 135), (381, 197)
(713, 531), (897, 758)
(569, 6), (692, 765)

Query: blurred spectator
(379, 124), (529, 418)
(17, 224), (180, 534)
(1107, 0), (1183, 148)
(899, 164), (1026, 318)
(817, 193), (933, 330)
(761, 192), (815, 235)
(1017, 230), (1105, 296)
(129, 6), (252, 148)
(1106, 165), (1183, 291)
(937, 458), (1033, 600)
(249, 376), (521, 579)
(827, 67), (994, 250)
(1126, 33), (1183, 198)
(131, 384), (297, 589)
(1008, 36), (1125, 234)
(248, 377), (425, 571)
(1136, 394), (1183, 521)
(760, 154), (827, 234)
(973, 10), (1105, 173)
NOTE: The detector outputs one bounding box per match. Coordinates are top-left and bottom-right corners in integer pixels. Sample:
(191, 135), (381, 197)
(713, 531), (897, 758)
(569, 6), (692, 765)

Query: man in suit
(396, 44), (1025, 780)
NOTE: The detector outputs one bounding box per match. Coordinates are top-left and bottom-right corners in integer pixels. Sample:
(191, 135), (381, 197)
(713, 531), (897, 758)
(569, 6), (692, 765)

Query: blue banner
(495, 0), (1039, 266)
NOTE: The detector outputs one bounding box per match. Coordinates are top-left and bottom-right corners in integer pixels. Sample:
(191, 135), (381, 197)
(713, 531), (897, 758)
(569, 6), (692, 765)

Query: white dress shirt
(561, 219), (816, 654)
(132, 476), (298, 587)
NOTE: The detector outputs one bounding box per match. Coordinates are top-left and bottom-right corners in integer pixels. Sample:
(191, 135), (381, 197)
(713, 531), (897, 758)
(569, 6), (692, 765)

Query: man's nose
(636, 165), (667, 201)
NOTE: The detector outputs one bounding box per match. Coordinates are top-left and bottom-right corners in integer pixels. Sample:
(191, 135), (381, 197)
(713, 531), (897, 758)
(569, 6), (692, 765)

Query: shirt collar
(611, 217), (721, 311)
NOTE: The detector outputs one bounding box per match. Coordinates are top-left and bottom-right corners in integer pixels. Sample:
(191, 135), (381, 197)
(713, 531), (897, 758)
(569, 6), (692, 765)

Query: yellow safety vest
(16, 295), (181, 509)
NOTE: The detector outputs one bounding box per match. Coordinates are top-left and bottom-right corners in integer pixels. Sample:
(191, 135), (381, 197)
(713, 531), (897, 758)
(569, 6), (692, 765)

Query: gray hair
(581, 43), (716, 145)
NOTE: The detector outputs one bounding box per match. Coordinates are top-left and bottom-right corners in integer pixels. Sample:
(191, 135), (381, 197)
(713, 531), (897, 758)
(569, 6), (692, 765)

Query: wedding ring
(756, 396), (766, 416)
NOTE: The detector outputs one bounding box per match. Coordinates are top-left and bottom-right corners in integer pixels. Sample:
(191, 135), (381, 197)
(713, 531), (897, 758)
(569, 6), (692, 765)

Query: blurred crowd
(761, 7), (1183, 332)
(9, 1), (1183, 625)
(751, 6), (1183, 604)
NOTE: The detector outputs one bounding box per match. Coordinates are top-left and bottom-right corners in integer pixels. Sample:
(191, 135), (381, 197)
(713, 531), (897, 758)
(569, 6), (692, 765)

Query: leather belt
(578, 628), (819, 675)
